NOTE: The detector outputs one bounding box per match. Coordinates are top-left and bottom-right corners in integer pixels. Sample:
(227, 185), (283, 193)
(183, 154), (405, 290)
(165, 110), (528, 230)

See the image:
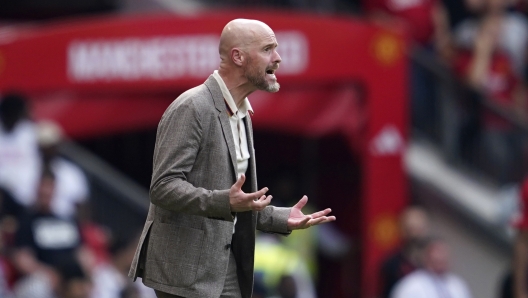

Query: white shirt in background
(0, 120), (40, 207)
(44, 157), (89, 219)
(391, 269), (472, 298)
(91, 264), (156, 298)
(454, 13), (528, 76)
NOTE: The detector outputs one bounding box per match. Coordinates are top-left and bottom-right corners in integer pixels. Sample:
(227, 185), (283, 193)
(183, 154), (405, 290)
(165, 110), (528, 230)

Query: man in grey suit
(128, 19), (336, 298)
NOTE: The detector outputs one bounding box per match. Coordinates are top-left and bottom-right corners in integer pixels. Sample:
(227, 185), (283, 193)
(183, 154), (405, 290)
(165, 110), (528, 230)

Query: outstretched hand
(287, 196), (336, 230)
(229, 174), (273, 212)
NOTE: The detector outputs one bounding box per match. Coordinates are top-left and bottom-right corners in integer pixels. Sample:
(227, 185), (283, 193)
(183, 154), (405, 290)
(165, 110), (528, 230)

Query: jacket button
(225, 244), (231, 250)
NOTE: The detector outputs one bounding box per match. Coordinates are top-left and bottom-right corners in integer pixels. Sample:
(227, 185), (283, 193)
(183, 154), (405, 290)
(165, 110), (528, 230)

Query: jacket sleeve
(257, 206), (291, 235)
(149, 97), (233, 221)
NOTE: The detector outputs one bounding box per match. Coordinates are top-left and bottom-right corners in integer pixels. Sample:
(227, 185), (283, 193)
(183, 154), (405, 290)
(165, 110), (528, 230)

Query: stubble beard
(244, 57), (280, 93)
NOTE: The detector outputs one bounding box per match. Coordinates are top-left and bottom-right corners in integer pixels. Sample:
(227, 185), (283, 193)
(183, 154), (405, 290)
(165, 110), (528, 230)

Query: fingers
(292, 215), (336, 230)
(230, 183), (270, 212)
(292, 195), (308, 210)
(256, 194), (272, 203)
(288, 215), (311, 230)
(309, 208), (332, 219)
(298, 215), (311, 226)
(296, 216), (336, 229)
(251, 195), (273, 211)
(233, 174), (246, 190)
(307, 216), (336, 226)
(250, 187), (269, 201)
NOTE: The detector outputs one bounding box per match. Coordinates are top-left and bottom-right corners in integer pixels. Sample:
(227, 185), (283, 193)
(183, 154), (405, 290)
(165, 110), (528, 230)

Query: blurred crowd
(0, 93), (156, 298)
(359, 0), (528, 185)
(379, 206), (472, 298)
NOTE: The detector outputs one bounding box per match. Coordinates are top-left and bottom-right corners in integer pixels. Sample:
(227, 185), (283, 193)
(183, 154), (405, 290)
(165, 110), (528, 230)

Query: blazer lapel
(243, 116), (257, 192)
(204, 75), (238, 180)
(219, 111), (238, 181)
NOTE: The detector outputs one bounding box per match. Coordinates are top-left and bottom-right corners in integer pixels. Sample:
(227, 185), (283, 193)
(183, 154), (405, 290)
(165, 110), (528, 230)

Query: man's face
(243, 28), (281, 93)
(425, 242), (450, 275)
(401, 209), (429, 241)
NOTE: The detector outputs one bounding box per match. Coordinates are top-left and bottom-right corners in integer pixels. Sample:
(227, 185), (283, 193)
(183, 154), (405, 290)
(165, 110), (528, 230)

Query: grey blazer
(128, 75), (291, 298)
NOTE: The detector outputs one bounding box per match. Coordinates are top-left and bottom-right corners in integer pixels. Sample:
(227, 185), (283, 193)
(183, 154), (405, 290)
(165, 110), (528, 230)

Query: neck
(218, 67), (256, 107)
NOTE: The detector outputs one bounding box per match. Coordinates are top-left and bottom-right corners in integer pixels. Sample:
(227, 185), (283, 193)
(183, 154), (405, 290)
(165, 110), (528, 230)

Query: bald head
(219, 19), (274, 61)
(217, 18), (281, 95)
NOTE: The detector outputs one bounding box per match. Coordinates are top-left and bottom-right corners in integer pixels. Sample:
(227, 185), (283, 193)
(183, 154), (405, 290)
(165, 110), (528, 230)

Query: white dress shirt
(213, 70), (253, 232)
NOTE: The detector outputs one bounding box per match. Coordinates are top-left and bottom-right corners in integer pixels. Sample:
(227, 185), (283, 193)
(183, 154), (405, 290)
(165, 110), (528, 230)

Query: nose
(273, 49), (281, 64)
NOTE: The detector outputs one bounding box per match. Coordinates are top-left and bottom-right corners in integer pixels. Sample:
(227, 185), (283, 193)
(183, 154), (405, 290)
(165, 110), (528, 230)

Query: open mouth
(266, 69), (275, 75)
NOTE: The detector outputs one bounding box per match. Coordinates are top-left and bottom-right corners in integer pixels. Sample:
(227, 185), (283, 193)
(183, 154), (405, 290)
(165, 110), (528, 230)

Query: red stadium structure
(0, 10), (409, 297)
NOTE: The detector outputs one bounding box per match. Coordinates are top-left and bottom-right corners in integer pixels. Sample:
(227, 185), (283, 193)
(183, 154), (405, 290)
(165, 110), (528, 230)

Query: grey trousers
(154, 250), (242, 298)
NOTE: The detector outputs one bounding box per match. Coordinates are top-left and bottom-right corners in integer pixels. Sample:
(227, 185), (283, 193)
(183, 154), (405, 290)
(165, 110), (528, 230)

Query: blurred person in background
(379, 206), (431, 298)
(272, 276), (297, 298)
(253, 233), (314, 298)
(90, 233), (155, 298)
(76, 200), (111, 270)
(362, 0), (452, 52)
(0, 183), (27, 222)
(442, 0), (478, 30)
(269, 171), (350, 289)
(512, 175), (528, 298)
(0, 187), (20, 293)
(0, 186), (25, 253)
(128, 19), (335, 298)
(56, 261), (92, 298)
(36, 120), (89, 220)
(455, 0), (528, 78)
(361, 0), (453, 135)
(0, 93), (40, 210)
(13, 265), (60, 298)
(12, 168), (84, 298)
(453, 0), (528, 183)
(252, 272), (269, 298)
(0, 196), (14, 298)
(390, 237), (472, 298)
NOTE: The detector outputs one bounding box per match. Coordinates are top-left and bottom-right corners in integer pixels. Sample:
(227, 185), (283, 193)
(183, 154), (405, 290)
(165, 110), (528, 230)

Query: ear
(231, 48), (245, 66)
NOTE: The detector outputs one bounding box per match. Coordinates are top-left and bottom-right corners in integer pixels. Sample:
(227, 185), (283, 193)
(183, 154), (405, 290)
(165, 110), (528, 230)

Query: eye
(265, 45), (276, 52)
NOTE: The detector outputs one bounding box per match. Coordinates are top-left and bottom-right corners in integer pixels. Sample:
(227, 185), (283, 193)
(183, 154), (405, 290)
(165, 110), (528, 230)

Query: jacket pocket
(129, 220), (153, 280)
(146, 221), (204, 288)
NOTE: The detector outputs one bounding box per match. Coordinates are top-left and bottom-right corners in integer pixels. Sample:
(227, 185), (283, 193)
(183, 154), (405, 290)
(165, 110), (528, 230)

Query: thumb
(233, 174), (246, 190)
(293, 195), (308, 210)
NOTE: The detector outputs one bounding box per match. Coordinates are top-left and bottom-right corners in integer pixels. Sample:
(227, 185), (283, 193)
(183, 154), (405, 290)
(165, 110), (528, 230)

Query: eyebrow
(264, 42), (278, 49)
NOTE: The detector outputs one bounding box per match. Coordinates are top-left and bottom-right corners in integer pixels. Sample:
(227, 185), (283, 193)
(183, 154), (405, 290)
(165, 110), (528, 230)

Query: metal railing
(60, 141), (149, 243)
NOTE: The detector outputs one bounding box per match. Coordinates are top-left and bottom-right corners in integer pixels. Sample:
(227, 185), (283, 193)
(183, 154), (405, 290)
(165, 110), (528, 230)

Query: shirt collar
(213, 70), (253, 118)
